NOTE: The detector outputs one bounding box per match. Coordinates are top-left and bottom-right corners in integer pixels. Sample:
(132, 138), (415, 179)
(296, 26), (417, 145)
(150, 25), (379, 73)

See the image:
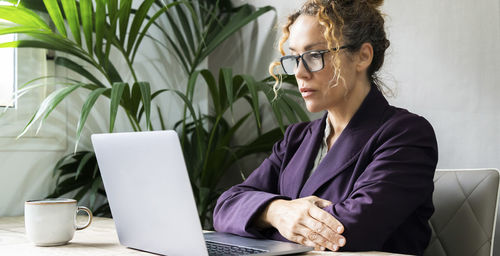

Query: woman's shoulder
(384, 106), (434, 131)
(378, 105), (437, 145)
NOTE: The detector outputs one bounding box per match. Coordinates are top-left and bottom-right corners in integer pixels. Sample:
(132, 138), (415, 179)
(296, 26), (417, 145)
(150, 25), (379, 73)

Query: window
(0, 8), (66, 151)
(0, 30), (16, 107)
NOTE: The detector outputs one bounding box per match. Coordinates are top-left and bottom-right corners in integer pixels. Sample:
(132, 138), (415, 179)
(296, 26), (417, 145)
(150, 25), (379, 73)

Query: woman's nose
(295, 58), (311, 80)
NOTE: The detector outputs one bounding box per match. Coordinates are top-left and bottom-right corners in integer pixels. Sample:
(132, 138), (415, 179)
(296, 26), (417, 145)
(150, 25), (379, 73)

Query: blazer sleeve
(323, 115), (438, 251)
(212, 126), (293, 238)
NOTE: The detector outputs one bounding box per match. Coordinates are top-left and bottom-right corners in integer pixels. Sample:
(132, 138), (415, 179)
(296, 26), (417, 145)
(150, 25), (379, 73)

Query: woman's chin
(304, 104), (324, 113)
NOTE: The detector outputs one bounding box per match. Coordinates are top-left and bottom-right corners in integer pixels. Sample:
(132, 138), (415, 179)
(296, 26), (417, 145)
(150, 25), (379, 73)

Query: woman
(213, 0), (438, 255)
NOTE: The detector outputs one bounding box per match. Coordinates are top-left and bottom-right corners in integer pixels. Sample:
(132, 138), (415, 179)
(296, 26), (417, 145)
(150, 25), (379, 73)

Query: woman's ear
(356, 42), (374, 72)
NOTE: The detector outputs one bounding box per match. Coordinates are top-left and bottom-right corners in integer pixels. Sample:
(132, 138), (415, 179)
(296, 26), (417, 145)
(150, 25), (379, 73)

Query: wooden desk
(0, 216), (407, 256)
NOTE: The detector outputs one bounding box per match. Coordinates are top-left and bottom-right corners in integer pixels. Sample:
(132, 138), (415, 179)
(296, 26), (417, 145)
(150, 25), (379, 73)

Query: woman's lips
(299, 88), (316, 98)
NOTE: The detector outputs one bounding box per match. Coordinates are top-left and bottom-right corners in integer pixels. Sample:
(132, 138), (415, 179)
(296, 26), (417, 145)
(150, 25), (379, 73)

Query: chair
(424, 169), (500, 256)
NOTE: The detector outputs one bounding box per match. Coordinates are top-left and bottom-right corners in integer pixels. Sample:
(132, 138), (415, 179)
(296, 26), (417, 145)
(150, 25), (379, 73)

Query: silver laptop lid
(91, 131), (208, 256)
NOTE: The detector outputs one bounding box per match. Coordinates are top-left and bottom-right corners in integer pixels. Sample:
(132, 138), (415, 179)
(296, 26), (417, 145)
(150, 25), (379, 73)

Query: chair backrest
(424, 169), (500, 256)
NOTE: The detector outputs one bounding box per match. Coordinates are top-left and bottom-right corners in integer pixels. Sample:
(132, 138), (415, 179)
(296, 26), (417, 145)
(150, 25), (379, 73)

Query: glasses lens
(281, 56), (297, 75)
(303, 52), (324, 72)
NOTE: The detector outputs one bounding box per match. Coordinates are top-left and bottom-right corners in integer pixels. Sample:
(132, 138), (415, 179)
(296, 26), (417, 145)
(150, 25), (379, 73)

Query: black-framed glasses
(280, 45), (352, 75)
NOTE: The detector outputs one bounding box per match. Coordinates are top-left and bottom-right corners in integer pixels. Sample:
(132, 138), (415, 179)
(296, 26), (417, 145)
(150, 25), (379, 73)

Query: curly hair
(270, 0), (390, 97)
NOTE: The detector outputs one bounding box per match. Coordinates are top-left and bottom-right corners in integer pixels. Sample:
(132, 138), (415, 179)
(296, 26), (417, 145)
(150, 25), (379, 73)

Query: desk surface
(0, 216), (408, 256)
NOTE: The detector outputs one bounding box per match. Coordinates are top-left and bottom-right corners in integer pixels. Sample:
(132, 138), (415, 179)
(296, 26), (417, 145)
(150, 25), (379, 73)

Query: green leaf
(26, 33), (93, 64)
(221, 68), (233, 113)
(43, 0), (67, 37)
(38, 84), (83, 131)
(282, 96), (310, 122)
(55, 57), (104, 87)
(16, 75), (78, 92)
(93, 203), (110, 217)
(0, 35), (91, 65)
(52, 152), (80, 177)
(181, 1), (202, 47)
(92, 161), (99, 178)
(103, 1), (119, 73)
(160, 30), (190, 73)
(172, 3), (195, 57)
(216, 69), (227, 111)
(235, 127), (285, 158)
(232, 75), (245, 99)
(108, 0), (118, 18)
(157, 105), (166, 130)
(130, 1), (181, 63)
(261, 74), (298, 86)
(0, 29), (93, 65)
(103, 61), (123, 83)
(75, 152), (94, 180)
(109, 82), (127, 133)
(218, 113), (251, 152)
(49, 177), (89, 198)
(75, 88), (109, 152)
(95, 0), (106, 58)
(239, 74), (261, 129)
(80, 0), (93, 56)
(138, 89), (168, 121)
(128, 82), (141, 118)
(277, 97), (297, 123)
(138, 82), (151, 130)
(0, 6), (50, 30)
(198, 6), (274, 64)
(118, 0), (132, 44)
(56, 162), (81, 184)
(0, 26), (48, 36)
(16, 84), (80, 138)
(164, 9), (192, 66)
(61, 0), (81, 45)
(0, 29), (74, 57)
(186, 70), (200, 100)
(200, 70), (220, 115)
(126, 0), (155, 55)
(73, 183), (93, 201)
(261, 86), (285, 133)
(168, 89), (205, 159)
(89, 178), (102, 210)
(282, 88), (301, 98)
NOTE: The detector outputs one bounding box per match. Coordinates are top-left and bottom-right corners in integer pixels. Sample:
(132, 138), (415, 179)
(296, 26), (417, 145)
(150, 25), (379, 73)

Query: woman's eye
(309, 53), (322, 59)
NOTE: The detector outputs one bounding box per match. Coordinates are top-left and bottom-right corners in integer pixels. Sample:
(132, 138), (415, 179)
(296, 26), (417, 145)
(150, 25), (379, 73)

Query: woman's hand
(257, 196), (346, 251)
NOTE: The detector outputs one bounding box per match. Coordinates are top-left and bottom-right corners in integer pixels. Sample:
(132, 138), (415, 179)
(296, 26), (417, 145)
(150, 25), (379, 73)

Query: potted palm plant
(0, 0), (308, 227)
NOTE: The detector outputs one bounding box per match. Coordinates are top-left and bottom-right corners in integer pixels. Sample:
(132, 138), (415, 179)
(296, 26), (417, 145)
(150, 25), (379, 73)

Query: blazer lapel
(299, 86), (390, 198)
(280, 116), (326, 199)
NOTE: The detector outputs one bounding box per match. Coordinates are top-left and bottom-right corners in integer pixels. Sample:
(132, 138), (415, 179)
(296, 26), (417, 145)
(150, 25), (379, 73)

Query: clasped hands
(257, 196), (346, 251)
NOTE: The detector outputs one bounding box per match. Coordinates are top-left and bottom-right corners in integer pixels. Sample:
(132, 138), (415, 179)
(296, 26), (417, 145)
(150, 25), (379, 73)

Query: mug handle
(75, 206), (93, 231)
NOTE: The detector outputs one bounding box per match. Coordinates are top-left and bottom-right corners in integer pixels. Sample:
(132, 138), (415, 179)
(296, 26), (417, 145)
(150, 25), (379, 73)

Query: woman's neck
(326, 83), (371, 136)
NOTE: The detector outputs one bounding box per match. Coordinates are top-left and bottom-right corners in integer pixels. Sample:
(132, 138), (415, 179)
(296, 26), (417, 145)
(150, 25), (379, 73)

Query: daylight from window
(0, 32), (15, 107)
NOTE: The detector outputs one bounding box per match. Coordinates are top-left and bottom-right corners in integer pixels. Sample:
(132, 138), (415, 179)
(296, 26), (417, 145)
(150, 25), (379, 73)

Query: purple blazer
(213, 86), (438, 255)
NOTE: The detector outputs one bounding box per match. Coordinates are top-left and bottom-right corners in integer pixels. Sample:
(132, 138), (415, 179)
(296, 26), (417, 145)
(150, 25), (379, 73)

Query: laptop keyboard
(206, 240), (267, 255)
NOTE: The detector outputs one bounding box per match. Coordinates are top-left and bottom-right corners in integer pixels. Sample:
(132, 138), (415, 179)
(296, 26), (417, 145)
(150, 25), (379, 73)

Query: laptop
(91, 130), (313, 256)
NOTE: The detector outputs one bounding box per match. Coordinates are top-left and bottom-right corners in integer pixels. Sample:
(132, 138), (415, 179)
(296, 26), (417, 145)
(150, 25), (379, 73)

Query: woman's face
(288, 15), (357, 113)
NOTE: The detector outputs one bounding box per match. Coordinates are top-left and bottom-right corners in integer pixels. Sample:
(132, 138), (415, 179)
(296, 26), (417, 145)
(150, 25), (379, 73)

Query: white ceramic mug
(24, 198), (93, 246)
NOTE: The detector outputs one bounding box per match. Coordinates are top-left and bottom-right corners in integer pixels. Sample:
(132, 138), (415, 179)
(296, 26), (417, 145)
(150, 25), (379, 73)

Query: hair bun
(365, 0), (384, 8)
(333, 0), (384, 9)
